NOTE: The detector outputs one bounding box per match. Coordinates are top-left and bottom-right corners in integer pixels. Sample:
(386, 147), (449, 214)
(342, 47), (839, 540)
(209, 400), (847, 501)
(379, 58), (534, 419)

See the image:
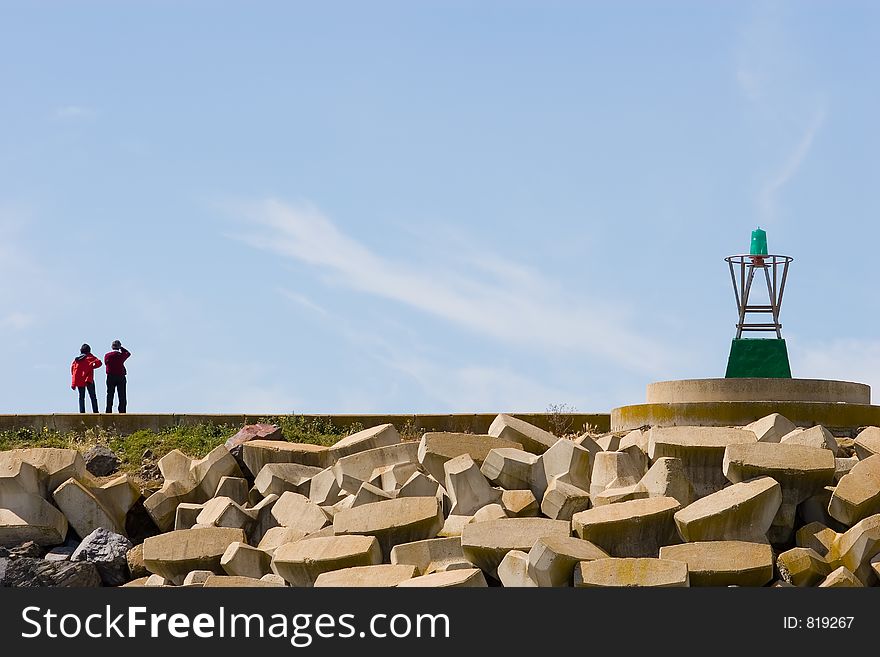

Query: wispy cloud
(278, 288), (328, 316)
(0, 312), (35, 331)
(53, 105), (96, 121)
(229, 199), (669, 374)
(758, 107), (826, 224)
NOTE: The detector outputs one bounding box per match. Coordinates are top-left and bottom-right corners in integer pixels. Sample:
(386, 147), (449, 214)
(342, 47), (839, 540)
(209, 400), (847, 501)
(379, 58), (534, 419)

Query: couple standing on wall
(71, 340), (131, 413)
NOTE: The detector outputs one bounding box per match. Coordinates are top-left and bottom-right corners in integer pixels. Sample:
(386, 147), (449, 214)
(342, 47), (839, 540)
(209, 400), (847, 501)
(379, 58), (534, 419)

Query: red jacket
(104, 347), (130, 375)
(71, 354), (102, 388)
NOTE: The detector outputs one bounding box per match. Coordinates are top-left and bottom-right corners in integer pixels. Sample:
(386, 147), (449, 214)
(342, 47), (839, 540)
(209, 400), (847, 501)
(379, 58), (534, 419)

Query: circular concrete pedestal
(613, 377), (876, 435)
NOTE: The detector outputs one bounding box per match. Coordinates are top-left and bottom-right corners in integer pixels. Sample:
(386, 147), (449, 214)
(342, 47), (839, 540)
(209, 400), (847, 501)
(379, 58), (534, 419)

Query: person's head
(80, 344), (91, 354)
(111, 340), (121, 350)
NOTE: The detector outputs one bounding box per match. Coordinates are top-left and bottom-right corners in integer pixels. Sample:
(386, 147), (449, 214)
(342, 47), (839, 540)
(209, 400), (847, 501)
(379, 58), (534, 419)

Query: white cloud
(790, 338), (880, 397)
(278, 288), (328, 316)
(231, 199), (670, 374)
(0, 312), (35, 331)
(758, 107), (826, 224)
(53, 105), (96, 120)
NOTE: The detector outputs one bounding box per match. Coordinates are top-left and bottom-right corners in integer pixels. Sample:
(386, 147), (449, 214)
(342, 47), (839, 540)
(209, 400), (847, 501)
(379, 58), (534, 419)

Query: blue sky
(1, 1), (878, 414)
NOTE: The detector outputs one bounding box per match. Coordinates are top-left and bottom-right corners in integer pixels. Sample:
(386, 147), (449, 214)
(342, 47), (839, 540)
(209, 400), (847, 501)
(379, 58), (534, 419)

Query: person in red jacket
(104, 339), (131, 413)
(71, 344), (102, 413)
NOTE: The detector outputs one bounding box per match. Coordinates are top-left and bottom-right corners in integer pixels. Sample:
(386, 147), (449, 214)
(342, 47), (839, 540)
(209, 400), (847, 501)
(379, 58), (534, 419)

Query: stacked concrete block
(496, 550), (537, 587)
(648, 427), (757, 498)
(0, 458), (68, 547)
(313, 564), (417, 587)
(328, 424), (401, 460)
(744, 413), (797, 443)
(527, 536), (609, 587)
(501, 489), (539, 517)
(480, 448), (540, 493)
(242, 440), (329, 475)
(638, 457), (695, 507)
(659, 541), (774, 586)
(460, 517), (569, 577)
(818, 566), (863, 587)
(672, 477), (781, 543)
(572, 497), (681, 557)
(142, 527), (246, 585)
(780, 425), (838, 455)
(776, 547), (831, 587)
(574, 558), (689, 587)
(540, 479), (591, 521)
(389, 536), (467, 575)
(589, 451), (643, 497)
(53, 474), (139, 539)
(397, 568), (488, 588)
(825, 513), (880, 585)
(472, 504), (507, 523)
(332, 497), (444, 558)
(271, 535), (382, 586)
(828, 455), (880, 526)
(853, 427), (880, 460)
(220, 541), (271, 579)
(417, 432), (522, 482)
(254, 463), (323, 498)
(332, 443), (419, 495)
(723, 442), (835, 543)
(488, 414), (558, 455)
(795, 521), (839, 558)
(196, 496), (255, 531)
(443, 455), (502, 516)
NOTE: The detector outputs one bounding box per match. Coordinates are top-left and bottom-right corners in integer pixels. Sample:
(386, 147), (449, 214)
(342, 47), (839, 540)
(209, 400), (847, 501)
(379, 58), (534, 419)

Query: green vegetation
(0, 416), (365, 481)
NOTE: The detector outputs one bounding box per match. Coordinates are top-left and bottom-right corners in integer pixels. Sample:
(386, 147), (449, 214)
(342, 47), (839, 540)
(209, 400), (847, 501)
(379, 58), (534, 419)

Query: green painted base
(725, 339), (792, 378)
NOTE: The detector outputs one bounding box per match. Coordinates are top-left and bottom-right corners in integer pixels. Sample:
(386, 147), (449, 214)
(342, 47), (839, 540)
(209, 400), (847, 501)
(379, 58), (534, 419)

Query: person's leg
(106, 377), (115, 413)
(78, 386), (86, 413)
(87, 381), (98, 413)
(118, 376), (127, 413)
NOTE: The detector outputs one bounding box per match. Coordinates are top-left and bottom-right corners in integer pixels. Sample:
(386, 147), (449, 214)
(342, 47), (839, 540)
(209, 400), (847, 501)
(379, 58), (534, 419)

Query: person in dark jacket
(71, 344), (102, 413)
(104, 339), (131, 413)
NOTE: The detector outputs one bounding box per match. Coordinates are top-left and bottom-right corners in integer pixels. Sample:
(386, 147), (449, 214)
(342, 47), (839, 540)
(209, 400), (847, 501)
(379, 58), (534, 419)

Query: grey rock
(1, 557), (101, 587)
(71, 528), (133, 586)
(45, 546), (75, 562)
(0, 541), (45, 559)
(83, 445), (121, 477)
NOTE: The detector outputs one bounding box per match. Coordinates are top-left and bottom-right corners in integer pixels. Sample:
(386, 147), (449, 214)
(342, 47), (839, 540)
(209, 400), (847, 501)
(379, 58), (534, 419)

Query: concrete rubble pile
(1, 416), (879, 588)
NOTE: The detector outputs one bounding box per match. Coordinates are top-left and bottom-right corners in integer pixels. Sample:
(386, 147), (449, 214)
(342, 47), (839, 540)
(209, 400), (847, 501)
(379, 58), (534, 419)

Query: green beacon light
(750, 227), (768, 256)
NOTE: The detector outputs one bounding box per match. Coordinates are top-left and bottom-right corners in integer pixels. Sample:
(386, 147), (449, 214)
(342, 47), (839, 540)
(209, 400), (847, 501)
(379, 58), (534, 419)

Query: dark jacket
(104, 347), (130, 376)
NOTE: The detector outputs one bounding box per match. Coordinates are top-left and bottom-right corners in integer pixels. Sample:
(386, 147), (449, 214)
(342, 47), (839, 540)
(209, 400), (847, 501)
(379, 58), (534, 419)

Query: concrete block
(242, 440), (329, 475)
(639, 457), (695, 507)
(438, 514), (474, 538)
(0, 448), (87, 495)
(745, 413), (796, 443)
(871, 553), (880, 580)
(795, 521), (839, 558)
(121, 576), (149, 587)
(142, 527), (246, 585)
(798, 487), (844, 531)
(220, 541), (271, 579)
(417, 432), (522, 482)
(648, 427), (757, 498)
(396, 568), (487, 587)
(308, 468), (344, 506)
(203, 575), (284, 587)
(574, 558), (689, 587)
(328, 423), (401, 460)
(854, 426), (880, 460)
(496, 550), (537, 587)
(144, 446), (242, 531)
(271, 535), (382, 586)
(589, 452), (642, 497)
(834, 456), (859, 483)
(593, 433), (622, 452)
(174, 503), (204, 531)
(829, 454), (880, 526)
(527, 536), (609, 587)
(144, 574), (170, 587)
(389, 536), (466, 575)
(246, 493), (279, 546)
(261, 573), (287, 585)
(257, 526), (308, 554)
(591, 482), (648, 507)
(254, 463), (323, 498)
(352, 482), (396, 507)
(397, 472), (440, 499)
(333, 497), (444, 558)
(776, 547), (831, 587)
(126, 544), (148, 579)
(52, 474), (139, 538)
(673, 477), (782, 543)
(480, 448), (540, 493)
(182, 570), (213, 586)
(780, 425), (838, 455)
(271, 492), (329, 534)
(196, 496), (255, 530)
(488, 414), (557, 455)
(574, 433), (603, 459)
(0, 458), (68, 547)
(314, 564), (417, 587)
(540, 479), (591, 521)
(539, 439), (592, 494)
(371, 462), (419, 492)
(214, 476), (249, 505)
(501, 489), (539, 517)
(460, 518), (569, 577)
(659, 541), (774, 586)
(572, 497), (681, 557)
(444, 454), (502, 516)
(826, 513), (880, 585)
(723, 442), (836, 543)
(332, 443), (419, 495)
(818, 566), (863, 587)
(472, 503), (507, 523)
